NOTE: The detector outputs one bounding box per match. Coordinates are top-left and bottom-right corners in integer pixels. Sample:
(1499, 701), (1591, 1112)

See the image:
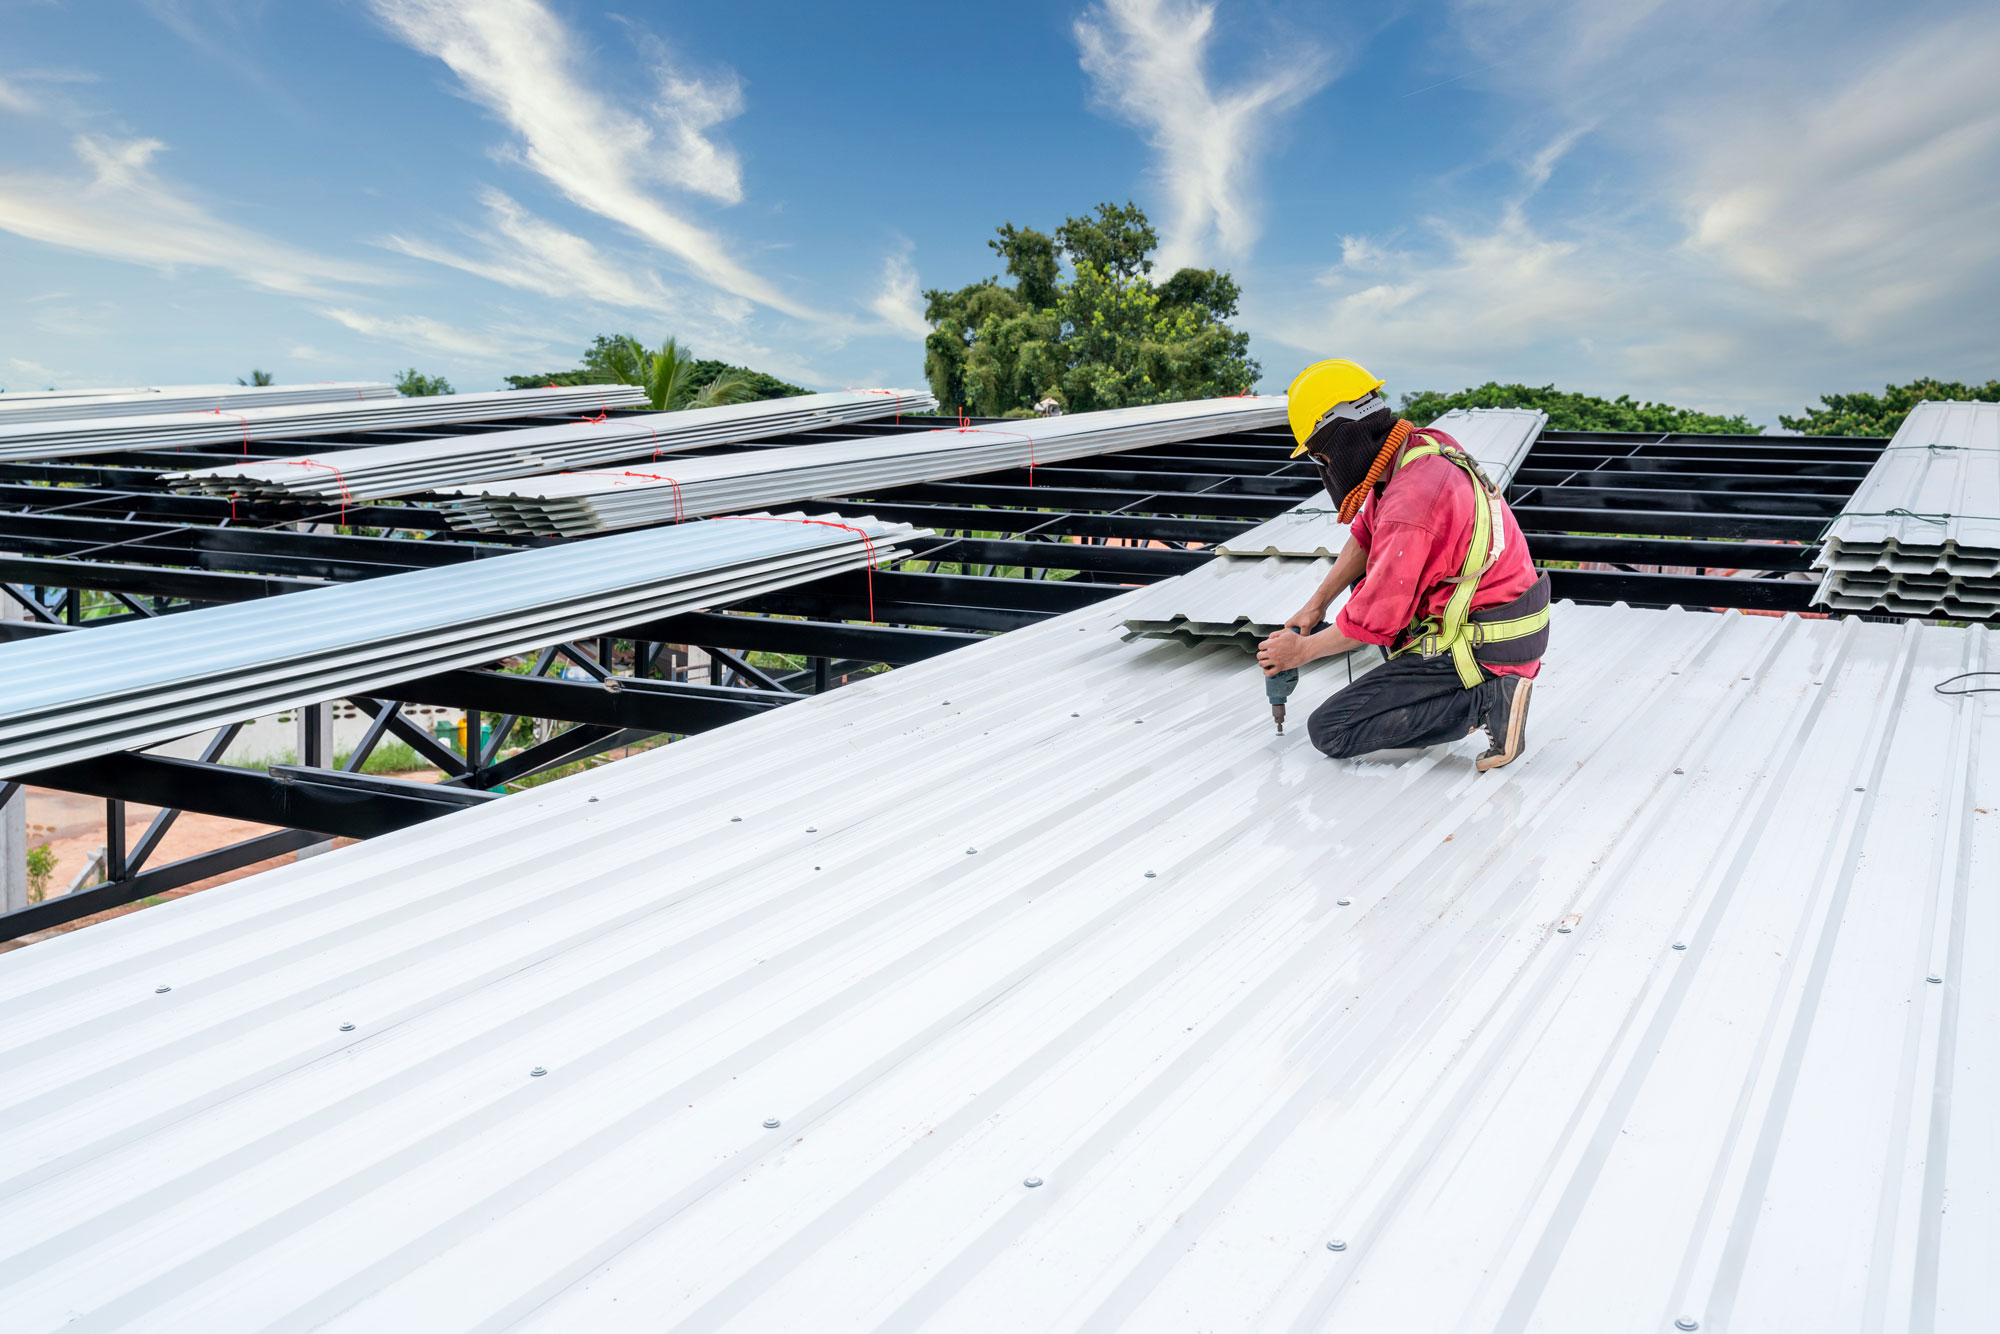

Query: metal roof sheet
(1118, 553), (1340, 647)
(430, 396), (1293, 537)
(1828, 401), (2000, 550)
(1814, 402), (2000, 614)
(0, 511), (922, 774)
(0, 597), (1994, 1332)
(0, 385), (648, 461)
(165, 390), (938, 502)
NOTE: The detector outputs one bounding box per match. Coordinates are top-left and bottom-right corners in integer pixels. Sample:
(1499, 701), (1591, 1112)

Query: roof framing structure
(0, 410), (1899, 940)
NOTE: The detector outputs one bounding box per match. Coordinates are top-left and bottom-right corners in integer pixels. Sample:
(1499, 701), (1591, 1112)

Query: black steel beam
(798, 568), (1125, 615)
(1544, 567), (1819, 613)
(1512, 469), (1860, 496)
(903, 535), (1205, 578)
(270, 764), (500, 811)
(382, 668), (795, 733)
(0, 620), (73, 642)
(824, 501), (1251, 546)
(849, 481), (1298, 519)
(1509, 505), (1826, 542)
(0, 553), (323, 602)
(0, 481), (449, 531)
(0, 829), (326, 942)
(964, 464), (1306, 496)
(733, 591), (1048, 634)
(627, 612), (985, 664)
(18, 752), (494, 836)
(478, 725), (658, 788)
(1525, 535), (1818, 571)
(349, 698), (471, 776)
(1509, 485), (1842, 518)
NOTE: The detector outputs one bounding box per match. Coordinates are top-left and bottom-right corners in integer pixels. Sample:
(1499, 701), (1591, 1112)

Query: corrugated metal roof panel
(1118, 552), (1338, 646)
(0, 512), (923, 772)
(1427, 405), (1547, 485)
(1815, 401), (2000, 612)
(0, 597), (1994, 1332)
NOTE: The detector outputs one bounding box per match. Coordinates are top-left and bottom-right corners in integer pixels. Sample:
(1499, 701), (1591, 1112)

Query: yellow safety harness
(1387, 439), (1552, 688)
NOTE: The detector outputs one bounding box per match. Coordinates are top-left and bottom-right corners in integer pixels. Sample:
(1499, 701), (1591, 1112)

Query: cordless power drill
(1264, 627), (1302, 734)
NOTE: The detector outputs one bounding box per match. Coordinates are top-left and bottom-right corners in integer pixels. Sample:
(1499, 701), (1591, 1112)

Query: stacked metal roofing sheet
(1814, 401), (2000, 616)
(0, 596), (1991, 1331)
(1129, 407), (1546, 645)
(0, 382), (398, 425)
(0, 511), (921, 775)
(162, 390), (938, 503)
(432, 395), (1292, 536)
(0, 385), (647, 462)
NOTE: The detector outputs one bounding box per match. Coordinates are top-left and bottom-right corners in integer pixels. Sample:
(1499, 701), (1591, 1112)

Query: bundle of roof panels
(1124, 407), (1547, 646)
(432, 395), (1292, 536)
(0, 385), (647, 462)
(0, 510), (923, 776)
(1812, 401), (2000, 616)
(0, 382), (398, 425)
(162, 389), (938, 503)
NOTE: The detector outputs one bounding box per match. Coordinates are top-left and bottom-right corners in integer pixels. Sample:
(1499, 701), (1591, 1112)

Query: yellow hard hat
(1286, 359), (1386, 457)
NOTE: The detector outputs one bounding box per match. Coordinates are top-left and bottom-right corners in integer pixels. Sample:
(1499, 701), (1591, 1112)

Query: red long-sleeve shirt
(1333, 428), (1543, 679)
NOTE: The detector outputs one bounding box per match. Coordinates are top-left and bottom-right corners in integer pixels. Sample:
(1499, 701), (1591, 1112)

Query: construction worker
(1256, 359), (1551, 771)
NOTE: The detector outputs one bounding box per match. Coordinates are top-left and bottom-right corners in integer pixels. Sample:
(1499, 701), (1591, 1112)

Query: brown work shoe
(1477, 675), (1533, 772)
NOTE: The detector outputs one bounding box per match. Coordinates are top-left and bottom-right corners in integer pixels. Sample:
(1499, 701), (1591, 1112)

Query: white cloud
(365, 0), (813, 319)
(387, 187), (681, 313)
(0, 76), (35, 114)
(0, 135), (380, 297)
(1076, 0), (1333, 270)
(317, 307), (531, 362)
(1258, 6), (2000, 420)
(867, 246), (931, 341)
(6, 358), (72, 389)
(1679, 15), (2000, 338)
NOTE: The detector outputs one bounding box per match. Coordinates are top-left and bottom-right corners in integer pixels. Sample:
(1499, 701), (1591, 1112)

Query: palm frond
(690, 373), (758, 409)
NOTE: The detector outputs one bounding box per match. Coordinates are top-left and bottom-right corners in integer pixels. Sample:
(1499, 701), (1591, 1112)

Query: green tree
(236, 370), (274, 387)
(25, 843), (55, 905)
(1779, 377), (2000, 437)
(582, 335), (760, 411)
(502, 369), (607, 390)
(1399, 382), (1758, 434)
(506, 337), (806, 403)
(393, 368), (454, 396)
(923, 200), (1259, 418)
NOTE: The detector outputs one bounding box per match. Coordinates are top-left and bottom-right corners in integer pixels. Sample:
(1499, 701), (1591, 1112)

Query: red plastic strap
(204, 408), (253, 454)
(577, 410), (608, 424)
(567, 469), (684, 523)
(955, 426), (1039, 487)
(712, 515), (879, 620)
(273, 458), (355, 522)
(845, 387), (903, 426)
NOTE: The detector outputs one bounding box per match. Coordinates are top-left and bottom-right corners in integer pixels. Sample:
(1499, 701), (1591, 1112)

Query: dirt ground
(3, 772), (438, 953)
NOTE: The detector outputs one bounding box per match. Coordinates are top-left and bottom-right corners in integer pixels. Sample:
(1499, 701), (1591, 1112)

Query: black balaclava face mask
(1306, 406), (1399, 508)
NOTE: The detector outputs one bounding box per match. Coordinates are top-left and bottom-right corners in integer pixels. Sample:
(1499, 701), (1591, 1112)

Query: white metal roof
(0, 595), (1994, 1332)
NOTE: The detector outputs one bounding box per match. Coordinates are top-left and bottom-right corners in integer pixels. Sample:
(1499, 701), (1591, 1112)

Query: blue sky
(1, 0), (1995, 424)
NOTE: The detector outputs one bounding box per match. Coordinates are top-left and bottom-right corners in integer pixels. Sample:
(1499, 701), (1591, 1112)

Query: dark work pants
(1308, 651), (1490, 759)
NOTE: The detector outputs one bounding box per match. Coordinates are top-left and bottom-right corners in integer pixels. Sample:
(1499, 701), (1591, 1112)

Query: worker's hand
(1282, 601), (1326, 634)
(1257, 628), (1315, 676)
